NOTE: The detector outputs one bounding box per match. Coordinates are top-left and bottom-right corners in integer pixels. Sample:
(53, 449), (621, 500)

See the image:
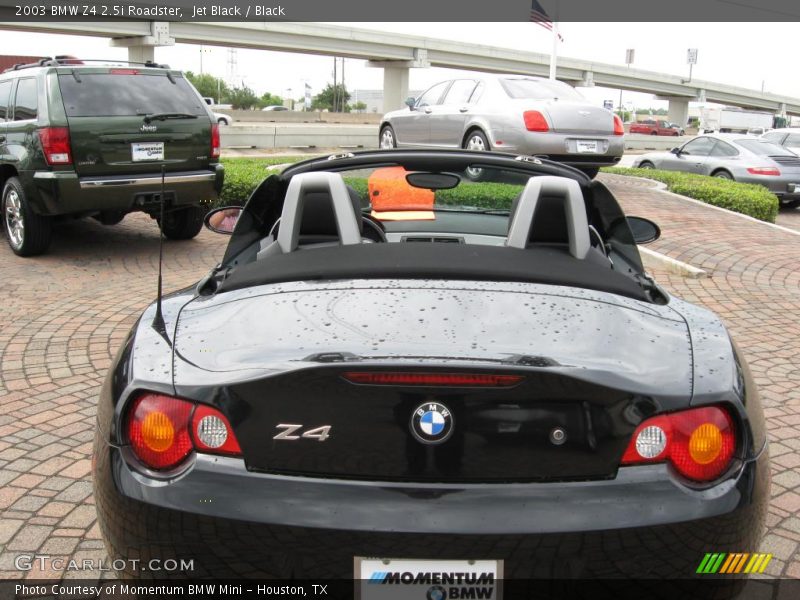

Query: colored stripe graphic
(368, 572), (387, 583)
(698, 553), (773, 575)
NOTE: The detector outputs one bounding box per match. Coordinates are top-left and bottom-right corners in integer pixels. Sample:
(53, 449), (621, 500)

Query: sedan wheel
(714, 171), (733, 180)
(639, 162), (655, 169)
(463, 131), (490, 181)
(379, 126), (396, 149)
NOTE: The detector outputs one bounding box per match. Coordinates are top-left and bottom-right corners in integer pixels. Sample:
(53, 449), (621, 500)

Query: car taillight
(109, 69), (139, 75)
(126, 393), (241, 470)
(191, 404), (242, 455)
(613, 114), (624, 136)
(343, 372), (524, 387)
(211, 123), (221, 158)
(621, 405), (736, 482)
(523, 110), (549, 132)
(746, 167), (780, 176)
(38, 127), (72, 165)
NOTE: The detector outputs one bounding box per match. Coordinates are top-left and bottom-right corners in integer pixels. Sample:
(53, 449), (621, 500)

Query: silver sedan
(633, 134), (800, 207)
(379, 75), (624, 178)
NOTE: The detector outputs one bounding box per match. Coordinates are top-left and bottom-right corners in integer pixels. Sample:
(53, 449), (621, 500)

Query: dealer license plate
(576, 140), (599, 153)
(131, 142), (164, 162)
(356, 558), (501, 599)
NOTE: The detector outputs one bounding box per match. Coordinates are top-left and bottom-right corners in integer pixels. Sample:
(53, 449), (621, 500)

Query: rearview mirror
(204, 206), (243, 235)
(626, 216), (661, 244)
(670, 147), (680, 155)
(405, 97), (416, 109)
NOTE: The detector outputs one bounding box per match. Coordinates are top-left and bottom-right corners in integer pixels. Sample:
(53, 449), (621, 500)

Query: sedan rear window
(734, 139), (796, 156)
(58, 73), (206, 117)
(499, 78), (583, 101)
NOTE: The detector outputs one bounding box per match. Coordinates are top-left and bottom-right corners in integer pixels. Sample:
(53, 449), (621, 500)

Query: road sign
(687, 48), (698, 65)
(625, 49), (635, 65)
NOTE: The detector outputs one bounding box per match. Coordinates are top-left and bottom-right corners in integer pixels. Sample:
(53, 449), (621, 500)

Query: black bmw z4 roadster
(93, 150), (768, 592)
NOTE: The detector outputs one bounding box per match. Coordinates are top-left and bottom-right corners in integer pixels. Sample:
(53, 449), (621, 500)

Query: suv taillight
(126, 392), (241, 471)
(211, 123), (221, 159)
(38, 127), (72, 165)
(621, 405), (736, 482)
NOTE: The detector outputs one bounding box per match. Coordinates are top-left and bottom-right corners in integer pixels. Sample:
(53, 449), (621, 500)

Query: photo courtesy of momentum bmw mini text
(1, 1), (800, 599)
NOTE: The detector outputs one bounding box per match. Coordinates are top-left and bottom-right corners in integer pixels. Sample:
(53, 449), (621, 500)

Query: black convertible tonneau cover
(217, 243), (650, 302)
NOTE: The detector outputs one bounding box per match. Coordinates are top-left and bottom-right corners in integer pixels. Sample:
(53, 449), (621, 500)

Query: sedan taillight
(38, 127), (73, 165)
(613, 114), (624, 136)
(621, 405), (736, 482)
(126, 393), (241, 470)
(523, 110), (549, 132)
(211, 123), (221, 159)
(746, 167), (780, 176)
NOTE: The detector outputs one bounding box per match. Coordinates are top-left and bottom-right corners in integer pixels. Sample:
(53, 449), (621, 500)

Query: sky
(0, 22), (794, 110)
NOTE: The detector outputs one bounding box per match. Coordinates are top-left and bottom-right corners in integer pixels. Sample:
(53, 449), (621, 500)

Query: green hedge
(601, 167), (779, 223)
(218, 157), (306, 205)
(218, 157), (523, 211)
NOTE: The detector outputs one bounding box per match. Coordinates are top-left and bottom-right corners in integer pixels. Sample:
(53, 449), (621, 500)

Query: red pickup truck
(629, 119), (680, 136)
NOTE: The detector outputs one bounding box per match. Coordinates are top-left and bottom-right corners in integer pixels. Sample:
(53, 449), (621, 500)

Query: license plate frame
(131, 142), (165, 162)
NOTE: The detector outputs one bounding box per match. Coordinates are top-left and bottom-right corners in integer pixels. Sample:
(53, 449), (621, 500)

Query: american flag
(530, 0), (564, 41)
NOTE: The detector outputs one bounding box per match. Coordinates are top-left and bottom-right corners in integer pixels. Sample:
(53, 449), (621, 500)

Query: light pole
(620, 49), (634, 120)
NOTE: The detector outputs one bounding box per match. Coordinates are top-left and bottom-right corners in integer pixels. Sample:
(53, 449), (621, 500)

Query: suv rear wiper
(142, 112), (198, 123)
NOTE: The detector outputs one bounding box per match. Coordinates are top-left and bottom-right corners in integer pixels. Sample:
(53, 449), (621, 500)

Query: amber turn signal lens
(688, 423), (723, 465)
(140, 411), (175, 452)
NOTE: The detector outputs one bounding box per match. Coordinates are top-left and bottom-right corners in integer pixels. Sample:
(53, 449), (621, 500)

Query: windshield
(499, 78), (584, 101)
(734, 138), (795, 156)
(58, 72), (206, 117)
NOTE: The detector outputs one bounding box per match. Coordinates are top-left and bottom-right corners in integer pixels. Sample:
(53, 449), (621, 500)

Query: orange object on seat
(368, 167), (435, 220)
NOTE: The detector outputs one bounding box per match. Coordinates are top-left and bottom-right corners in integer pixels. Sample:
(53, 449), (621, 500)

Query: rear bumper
(29, 164), (224, 216)
(486, 130), (624, 168)
(94, 440), (769, 579)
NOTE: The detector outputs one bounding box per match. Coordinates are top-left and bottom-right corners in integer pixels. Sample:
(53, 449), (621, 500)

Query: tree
(184, 71), (229, 103)
(312, 83), (351, 112)
(350, 101), (367, 113)
(259, 92), (284, 108)
(228, 85), (259, 110)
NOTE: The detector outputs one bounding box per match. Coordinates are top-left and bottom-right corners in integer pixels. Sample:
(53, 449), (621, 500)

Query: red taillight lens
(211, 123), (221, 158)
(621, 406), (736, 482)
(109, 68), (139, 75)
(523, 110), (549, 132)
(38, 127), (72, 165)
(191, 404), (242, 456)
(746, 167), (780, 176)
(127, 394), (193, 470)
(126, 394), (242, 470)
(343, 372), (524, 387)
(613, 114), (624, 136)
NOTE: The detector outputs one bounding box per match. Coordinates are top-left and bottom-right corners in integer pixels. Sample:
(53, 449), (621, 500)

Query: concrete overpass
(2, 20), (799, 124)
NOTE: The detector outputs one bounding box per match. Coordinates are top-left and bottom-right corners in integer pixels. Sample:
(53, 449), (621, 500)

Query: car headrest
(506, 176), (590, 260)
(299, 186), (364, 236)
(277, 172), (363, 253)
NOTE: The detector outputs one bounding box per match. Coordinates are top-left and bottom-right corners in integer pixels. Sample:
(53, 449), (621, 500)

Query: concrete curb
(638, 246), (707, 279)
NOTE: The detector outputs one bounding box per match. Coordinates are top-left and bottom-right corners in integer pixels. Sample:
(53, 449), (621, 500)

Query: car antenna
(151, 165), (171, 346)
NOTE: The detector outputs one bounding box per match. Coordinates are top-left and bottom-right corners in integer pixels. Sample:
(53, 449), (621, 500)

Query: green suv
(0, 58), (224, 256)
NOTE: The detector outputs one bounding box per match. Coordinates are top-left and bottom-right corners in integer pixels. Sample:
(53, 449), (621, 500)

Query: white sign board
(687, 48), (698, 65)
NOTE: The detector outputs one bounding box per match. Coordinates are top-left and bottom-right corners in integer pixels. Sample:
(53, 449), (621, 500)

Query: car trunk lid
(539, 101), (615, 134)
(174, 281), (692, 483)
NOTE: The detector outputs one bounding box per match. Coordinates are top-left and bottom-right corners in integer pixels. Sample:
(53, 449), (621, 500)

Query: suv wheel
(2, 177), (52, 256)
(158, 205), (205, 240)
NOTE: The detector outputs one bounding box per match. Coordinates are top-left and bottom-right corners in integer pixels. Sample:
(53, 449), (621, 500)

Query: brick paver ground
(1, 179), (799, 585)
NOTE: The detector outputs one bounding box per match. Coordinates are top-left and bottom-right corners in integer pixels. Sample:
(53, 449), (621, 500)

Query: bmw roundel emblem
(411, 402), (454, 444)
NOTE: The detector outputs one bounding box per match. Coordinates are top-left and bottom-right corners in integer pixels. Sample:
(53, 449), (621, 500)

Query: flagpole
(549, 21), (558, 80)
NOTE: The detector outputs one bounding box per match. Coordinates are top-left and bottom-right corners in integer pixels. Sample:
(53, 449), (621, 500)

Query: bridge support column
(666, 97), (690, 127)
(110, 22), (174, 64)
(382, 66), (410, 113)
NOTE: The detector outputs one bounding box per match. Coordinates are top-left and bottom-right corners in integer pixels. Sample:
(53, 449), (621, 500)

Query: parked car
(761, 127), (800, 155)
(379, 75), (624, 178)
(94, 150), (767, 595)
(629, 119), (679, 136)
(633, 133), (800, 207)
(0, 57), (224, 256)
(262, 105), (289, 111)
(214, 112), (233, 126)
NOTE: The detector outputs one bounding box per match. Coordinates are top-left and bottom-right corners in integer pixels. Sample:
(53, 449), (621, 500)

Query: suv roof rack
(3, 57), (171, 73)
